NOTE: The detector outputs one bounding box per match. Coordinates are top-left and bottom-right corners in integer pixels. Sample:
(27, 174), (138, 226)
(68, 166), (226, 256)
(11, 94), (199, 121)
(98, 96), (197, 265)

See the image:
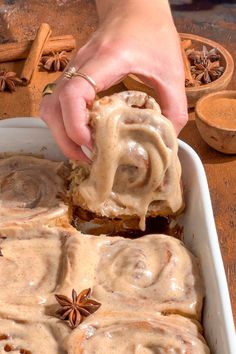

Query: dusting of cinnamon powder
(201, 98), (236, 129)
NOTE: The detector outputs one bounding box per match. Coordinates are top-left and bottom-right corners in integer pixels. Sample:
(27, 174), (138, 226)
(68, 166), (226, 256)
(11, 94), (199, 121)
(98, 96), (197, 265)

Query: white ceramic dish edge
(0, 118), (235, 353)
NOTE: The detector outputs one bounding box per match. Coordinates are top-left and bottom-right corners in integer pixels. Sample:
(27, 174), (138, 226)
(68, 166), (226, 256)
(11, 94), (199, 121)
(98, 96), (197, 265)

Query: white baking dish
(0, 117), (235, 354)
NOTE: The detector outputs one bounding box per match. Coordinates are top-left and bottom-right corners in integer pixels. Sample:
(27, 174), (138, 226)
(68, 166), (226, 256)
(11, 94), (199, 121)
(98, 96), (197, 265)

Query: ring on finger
(64, 67), (97, 93)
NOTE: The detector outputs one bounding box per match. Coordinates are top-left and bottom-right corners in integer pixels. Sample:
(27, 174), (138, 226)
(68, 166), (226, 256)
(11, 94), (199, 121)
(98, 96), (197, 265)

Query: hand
(40, 0), (188, 161)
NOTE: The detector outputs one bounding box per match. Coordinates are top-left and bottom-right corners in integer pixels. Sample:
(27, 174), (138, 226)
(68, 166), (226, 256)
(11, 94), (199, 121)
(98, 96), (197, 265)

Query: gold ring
(42, 83), (57, 97)
(64, 67), (97, 92)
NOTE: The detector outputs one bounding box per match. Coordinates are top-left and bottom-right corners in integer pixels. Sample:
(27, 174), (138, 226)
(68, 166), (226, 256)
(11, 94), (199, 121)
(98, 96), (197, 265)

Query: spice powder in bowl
(195, 90), (236, 154)
(200, 97), (236, 129)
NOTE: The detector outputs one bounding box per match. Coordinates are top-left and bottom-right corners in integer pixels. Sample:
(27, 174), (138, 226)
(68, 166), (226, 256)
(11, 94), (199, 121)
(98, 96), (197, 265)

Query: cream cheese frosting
(65, 312), (210, 354)
(0, 226), (207, 352)
(0, 226), (77, 325)
(0, 121), (210, 353)
(0, 229), (64, 307)
(70, 91), (183, 230)
(0, 155), (70, 237)
(0, 317), (69, 354)
(57, 233), (203, 320)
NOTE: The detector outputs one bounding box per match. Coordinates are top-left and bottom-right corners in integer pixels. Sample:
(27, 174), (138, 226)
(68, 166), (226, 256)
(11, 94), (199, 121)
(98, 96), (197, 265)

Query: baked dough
(0, 155), (70, 237)
(0, 226), (78, 325)
(65, 312), (210, 354)
(70, 91), (184, 230)
(57, 232), (203, 320)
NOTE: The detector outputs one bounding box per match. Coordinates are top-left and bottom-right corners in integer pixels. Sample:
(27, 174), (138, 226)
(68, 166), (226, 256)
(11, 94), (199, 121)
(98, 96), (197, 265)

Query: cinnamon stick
(0, 35), (76, 64)
(181, 39), (192, 51)
(21, 23), (52, 85)
(181, 41), (194, 87)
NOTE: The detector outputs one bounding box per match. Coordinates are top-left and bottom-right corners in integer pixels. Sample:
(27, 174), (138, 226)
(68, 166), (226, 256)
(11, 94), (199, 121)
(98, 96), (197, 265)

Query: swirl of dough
(65, 312), (210, 354)
(0, 232), (64, 306)
(56, 233), (203, 320)
(0, 155), (69, 236)
(71, 91), (183, 230)
(94, 234), (203, 319)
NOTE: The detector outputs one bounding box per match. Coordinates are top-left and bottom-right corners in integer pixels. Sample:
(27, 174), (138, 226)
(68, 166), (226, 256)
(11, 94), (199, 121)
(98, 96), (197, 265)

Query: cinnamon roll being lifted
(70, 91), (184, 231)
(65, 312), (210, 354)
(0, 155), (70, 237)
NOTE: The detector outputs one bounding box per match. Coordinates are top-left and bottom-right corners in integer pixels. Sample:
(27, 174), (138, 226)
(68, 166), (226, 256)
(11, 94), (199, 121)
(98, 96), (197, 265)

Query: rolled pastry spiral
(57, 233), (203, 320)
(70, 91), (183, 230)
(0, 155), (69, 236)
(0, 229), (64, 306)
(65, 312), (210, 354)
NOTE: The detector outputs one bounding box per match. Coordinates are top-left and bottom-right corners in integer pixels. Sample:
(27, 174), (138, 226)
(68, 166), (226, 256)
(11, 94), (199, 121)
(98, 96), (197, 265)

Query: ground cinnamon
(20, 23), (52, 85)
(0, 35), (76, 64)
(201, 98), (236, 129)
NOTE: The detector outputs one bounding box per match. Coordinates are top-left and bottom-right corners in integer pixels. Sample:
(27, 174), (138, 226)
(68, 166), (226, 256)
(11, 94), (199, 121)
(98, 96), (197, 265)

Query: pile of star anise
(185, 46), (224, 87)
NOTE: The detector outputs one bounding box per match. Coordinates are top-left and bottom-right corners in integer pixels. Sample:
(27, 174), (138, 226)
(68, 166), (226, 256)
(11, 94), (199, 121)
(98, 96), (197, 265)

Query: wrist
(96, 0), (172, 24)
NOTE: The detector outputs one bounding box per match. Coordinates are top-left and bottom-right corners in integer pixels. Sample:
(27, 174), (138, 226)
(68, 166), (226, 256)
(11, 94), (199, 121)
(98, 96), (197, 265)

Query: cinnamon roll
(0, 227), (72, 310)
(65, 312), (210, 354)
(0, 155), (70, 237)
(0, 317), (69, 354)
(70, 91), (184, 231)
(57, 233), (203, 320)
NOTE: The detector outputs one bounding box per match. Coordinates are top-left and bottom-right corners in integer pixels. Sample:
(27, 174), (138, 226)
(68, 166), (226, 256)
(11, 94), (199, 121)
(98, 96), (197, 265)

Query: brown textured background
(0, 0), (235, 324)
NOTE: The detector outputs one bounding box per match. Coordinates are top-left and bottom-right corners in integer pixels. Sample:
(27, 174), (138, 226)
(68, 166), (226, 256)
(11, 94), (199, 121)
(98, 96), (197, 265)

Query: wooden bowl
(195, 90), (236, 154)
(123, 33), (234, 108)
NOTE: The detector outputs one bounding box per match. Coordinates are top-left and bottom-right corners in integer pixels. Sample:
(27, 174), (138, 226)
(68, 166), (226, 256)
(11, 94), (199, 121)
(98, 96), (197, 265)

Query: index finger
(58, 55), (130, 148)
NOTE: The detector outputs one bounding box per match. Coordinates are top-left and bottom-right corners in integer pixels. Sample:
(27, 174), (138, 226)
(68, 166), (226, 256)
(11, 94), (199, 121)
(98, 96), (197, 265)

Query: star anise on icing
(41, 51), (69, 72)
(55, 288), (101, 329)
(0, 71), (22, 92)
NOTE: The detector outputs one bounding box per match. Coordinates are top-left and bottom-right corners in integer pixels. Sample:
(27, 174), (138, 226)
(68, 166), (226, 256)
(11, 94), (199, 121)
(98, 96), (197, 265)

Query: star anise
(41, 51), (69, 72)
(187, 46), (221, 66)
(0, 71), (22, 92)
(204, 46), (221, 62)
(191, 59), (224, 84)
(186, 49), (204, 65)
(55, 288), (101, 329)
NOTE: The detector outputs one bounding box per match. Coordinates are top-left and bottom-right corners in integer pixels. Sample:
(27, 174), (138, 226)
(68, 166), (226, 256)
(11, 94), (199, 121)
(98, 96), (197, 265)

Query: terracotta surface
(0, 0), (235, 325)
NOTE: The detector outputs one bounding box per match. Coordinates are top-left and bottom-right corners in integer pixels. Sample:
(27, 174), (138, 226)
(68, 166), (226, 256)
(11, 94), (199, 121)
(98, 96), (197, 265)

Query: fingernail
(81, 145), (93, 160)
